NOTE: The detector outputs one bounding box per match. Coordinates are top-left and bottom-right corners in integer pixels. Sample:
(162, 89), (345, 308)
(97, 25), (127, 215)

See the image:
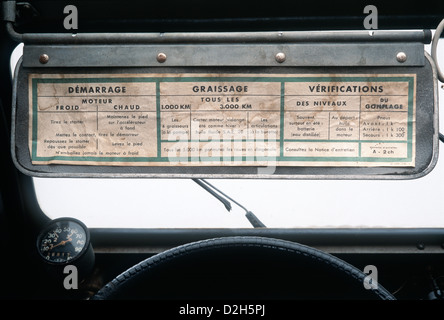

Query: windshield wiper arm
(192, 178), (232, 212)
(192, 178), (266, 228)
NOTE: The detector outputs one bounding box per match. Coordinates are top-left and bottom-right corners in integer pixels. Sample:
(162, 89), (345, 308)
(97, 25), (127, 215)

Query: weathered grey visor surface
(11, 30), (439, 179)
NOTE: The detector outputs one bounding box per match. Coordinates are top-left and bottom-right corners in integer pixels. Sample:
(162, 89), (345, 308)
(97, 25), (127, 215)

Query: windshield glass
(12, 36), (444, 229)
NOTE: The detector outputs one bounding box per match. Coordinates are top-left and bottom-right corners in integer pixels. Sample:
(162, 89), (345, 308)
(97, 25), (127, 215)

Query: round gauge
(37, 218), (91, 265)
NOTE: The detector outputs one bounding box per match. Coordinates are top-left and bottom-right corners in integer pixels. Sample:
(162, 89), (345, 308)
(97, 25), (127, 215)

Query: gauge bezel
(36, 217), (91, 266)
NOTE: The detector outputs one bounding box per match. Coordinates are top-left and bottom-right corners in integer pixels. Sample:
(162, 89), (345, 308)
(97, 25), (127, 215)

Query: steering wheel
(91, 236), (395, 300)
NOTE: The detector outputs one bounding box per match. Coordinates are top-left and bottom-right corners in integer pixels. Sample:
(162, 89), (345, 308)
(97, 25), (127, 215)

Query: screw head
(39, 54), (49, 64)
(396, 52), (407, 63)
(275, 52), (286, 63)
(157, 53), (167, 63)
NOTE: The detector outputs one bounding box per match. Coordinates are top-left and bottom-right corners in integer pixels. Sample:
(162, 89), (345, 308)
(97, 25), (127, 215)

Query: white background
(12, 31), (444, 229)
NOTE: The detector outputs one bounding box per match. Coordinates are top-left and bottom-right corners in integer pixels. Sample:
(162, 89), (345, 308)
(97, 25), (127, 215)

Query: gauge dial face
(38, 220), (88, 264)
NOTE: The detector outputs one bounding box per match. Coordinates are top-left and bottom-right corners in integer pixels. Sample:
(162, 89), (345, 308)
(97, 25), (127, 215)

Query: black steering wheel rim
(92, 236), (395, 300)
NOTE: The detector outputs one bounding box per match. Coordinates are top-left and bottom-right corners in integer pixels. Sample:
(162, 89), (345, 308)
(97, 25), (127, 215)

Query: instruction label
(28, 73), (416, 167)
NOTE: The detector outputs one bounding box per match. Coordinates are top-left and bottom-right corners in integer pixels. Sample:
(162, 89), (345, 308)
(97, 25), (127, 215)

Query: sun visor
(11, 30), (439, 179)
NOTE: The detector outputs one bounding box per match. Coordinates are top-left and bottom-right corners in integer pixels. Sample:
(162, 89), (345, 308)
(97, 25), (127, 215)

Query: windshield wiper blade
(192, 178), (266, 228)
